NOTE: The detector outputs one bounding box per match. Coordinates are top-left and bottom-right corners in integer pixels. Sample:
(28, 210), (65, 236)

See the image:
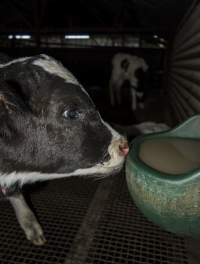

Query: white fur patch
(33, 55), (90, 97)
(0, 54), (78, 87)
(33, 55), (79, 86)
(0, 56), (31, 68)
(0, 54), (90, 97)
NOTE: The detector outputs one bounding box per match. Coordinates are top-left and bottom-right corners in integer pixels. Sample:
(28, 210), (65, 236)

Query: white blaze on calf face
(0, 56), (31, 68)
(32, 55), (90, 97)
(33, 55), (79, 86)
(0, 54), (80, 87)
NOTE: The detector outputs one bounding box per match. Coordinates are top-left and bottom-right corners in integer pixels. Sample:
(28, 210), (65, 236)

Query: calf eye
(63, 109), (79, 119)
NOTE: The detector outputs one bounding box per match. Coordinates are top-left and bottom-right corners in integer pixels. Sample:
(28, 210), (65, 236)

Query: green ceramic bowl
(126, 115), (200, 239)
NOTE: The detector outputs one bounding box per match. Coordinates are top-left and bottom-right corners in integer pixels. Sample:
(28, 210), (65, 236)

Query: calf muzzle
(119, 140), (129, 156)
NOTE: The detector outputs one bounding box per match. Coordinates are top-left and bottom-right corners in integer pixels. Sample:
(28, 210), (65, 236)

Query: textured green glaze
(126, 115), (200, 239)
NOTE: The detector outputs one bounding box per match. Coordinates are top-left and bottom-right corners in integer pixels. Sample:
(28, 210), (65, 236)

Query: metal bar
(167, 92), (182, 123)
(64, 177), (114, 264)
(171, 83), (195, 117)
(171, 57), (200, 67)
(175, 0), (198, 35)
(167, 80), (188, 121)
(169, 94), (187, 122)
(172, 57), (200, 70)
(169, 72), (200, 101)
(0, 27), (168, 35)
(170, 77), (199, 113)
(171, 80), (199, 111)
(170, 68), (200, 86)
(173, 2), (200, 49)
(170, 86), (191, 119)
(173, 45), (200, 62)
(173, 32), (200, 57)
(174, 26), (200, 56)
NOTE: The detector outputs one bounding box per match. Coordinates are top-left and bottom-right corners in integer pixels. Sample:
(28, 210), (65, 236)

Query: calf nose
(119, 139), (129, 156)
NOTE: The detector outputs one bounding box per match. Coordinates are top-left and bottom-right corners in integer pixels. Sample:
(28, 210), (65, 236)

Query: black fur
(0, 53), (11, 64)
(0, 55), (112, 176)
(121, 59), (130, 72)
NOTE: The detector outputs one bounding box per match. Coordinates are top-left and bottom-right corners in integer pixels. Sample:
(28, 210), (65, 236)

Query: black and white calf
(109, 53), (148, 111)
(0, 54), (129, 245)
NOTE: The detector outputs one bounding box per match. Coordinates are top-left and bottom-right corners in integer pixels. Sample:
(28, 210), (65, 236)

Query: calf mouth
(95, 137), (129, 176)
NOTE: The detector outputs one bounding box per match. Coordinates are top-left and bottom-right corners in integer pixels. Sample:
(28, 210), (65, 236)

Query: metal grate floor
(86, 175), (188, 264)
(0, 178), (98, 264)
(0, 172), (196, 264)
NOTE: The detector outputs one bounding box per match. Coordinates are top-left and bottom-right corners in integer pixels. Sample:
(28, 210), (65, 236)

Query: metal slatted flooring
(0, 173), (192, 264)
(86, 175), (188, 264)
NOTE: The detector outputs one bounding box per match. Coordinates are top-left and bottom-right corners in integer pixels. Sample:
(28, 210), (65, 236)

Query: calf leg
(130, 88), (137, 111)
(109, 78), (124, 106)
(9, 193), (46, 245)
(136, 91), (144, 109)
(109, 79), (116, 106)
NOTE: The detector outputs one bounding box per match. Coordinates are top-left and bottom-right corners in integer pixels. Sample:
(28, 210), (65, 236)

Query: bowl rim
(127, 131), (200, 183)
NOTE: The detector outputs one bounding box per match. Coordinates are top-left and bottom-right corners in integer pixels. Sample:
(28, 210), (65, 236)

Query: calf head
(0, 54), (128, 189)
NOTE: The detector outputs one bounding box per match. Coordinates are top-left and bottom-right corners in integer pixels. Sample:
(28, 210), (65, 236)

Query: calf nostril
(119, 142), (129, 156)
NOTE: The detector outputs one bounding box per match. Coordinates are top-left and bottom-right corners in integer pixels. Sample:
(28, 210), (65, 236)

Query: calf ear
(0, 80), (30, 140)
(0, 60), (42, 115)
(4, 80), (31, 112)
(0, 80), (31, 112)
(0, 96), (16, 140)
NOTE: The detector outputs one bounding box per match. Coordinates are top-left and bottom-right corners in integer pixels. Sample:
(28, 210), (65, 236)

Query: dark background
(0, 0), (195, 124)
